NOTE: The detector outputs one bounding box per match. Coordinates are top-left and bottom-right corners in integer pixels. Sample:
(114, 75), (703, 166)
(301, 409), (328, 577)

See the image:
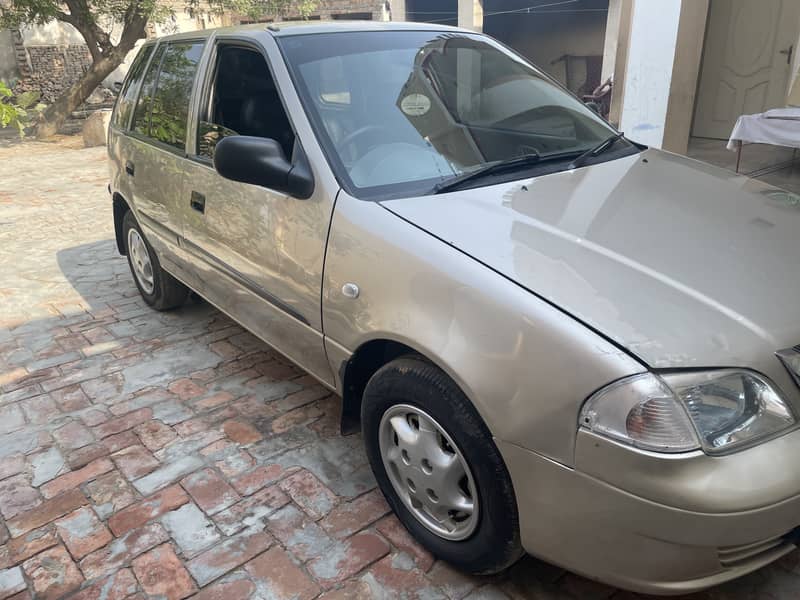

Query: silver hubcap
(127, 228), (154, 295)
(379, 404), (479, 541)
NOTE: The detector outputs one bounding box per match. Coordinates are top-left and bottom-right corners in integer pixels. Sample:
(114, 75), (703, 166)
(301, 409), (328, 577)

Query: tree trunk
(36, 52), (123, 138)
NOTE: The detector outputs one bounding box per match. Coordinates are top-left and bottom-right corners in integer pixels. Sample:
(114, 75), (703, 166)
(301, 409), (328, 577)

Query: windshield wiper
(567, 132), (626, 170)
(433, 153), (543, 194)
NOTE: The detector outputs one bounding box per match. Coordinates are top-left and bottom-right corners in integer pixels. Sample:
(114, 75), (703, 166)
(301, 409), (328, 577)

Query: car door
(177, 36), (335, 386)
(125, 39), (206, 268)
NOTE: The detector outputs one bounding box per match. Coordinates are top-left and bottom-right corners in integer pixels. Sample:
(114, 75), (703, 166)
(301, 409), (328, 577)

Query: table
(727, 108), (800, 172)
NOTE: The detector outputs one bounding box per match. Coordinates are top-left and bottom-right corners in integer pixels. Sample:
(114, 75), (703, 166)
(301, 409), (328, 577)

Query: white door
(692, 0), (799, 139)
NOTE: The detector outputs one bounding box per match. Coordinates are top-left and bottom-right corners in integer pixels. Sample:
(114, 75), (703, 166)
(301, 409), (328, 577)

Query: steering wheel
(338, 125), (394, 158)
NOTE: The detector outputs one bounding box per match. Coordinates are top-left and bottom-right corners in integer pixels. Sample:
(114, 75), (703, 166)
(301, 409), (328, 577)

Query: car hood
(380, 149), (800, 371)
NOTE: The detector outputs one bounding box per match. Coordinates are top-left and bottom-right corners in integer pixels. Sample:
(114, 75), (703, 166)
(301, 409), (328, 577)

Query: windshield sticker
(400, 94), (431, 116)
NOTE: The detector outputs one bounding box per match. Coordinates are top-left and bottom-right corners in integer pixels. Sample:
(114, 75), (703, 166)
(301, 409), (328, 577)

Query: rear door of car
(124, 38), (206, 269)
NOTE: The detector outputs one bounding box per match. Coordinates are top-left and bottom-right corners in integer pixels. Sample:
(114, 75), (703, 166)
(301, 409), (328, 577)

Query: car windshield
(279, 31), (636, 199)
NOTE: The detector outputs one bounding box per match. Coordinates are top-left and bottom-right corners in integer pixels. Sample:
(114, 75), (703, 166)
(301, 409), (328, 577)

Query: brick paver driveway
(2, 140), (800, 600)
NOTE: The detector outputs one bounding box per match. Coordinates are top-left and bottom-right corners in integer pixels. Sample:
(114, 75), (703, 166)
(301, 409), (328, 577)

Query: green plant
(0, 81), (44, 137)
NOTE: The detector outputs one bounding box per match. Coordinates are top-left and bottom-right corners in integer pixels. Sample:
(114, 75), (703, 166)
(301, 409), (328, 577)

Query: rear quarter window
(112, 44), (154, 130)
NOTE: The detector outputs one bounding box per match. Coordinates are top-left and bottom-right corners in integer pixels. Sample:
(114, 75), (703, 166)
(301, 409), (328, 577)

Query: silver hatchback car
(108, 21), (800, 594)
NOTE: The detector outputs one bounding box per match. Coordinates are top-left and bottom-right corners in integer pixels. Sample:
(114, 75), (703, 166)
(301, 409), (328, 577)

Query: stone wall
(239, 0), (389, 23)
(14, 44), (92, 103)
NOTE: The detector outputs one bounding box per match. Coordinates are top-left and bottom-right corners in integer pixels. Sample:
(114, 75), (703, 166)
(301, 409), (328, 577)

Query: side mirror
(584, 100), (601, 114)
(213, 136), (314, 199)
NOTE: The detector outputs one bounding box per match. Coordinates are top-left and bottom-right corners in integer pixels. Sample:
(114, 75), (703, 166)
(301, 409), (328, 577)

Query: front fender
(322, 192), (644, 466)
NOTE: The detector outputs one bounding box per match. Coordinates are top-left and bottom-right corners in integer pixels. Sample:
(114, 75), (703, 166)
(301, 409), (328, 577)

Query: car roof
(152, 20), (470, 43)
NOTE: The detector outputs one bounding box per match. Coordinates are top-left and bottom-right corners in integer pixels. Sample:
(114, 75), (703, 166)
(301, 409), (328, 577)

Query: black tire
(362, 355), (523, 575)
(122, 210), (189, 311)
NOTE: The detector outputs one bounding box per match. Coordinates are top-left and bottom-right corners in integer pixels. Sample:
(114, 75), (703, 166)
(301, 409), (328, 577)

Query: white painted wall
(618, 0), (682, 147)
(20, 21), (84, 45)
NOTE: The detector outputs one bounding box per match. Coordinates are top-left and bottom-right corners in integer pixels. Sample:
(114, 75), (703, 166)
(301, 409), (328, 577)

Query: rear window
(131, 41), (205, 150)
(148, 42), (205, 149)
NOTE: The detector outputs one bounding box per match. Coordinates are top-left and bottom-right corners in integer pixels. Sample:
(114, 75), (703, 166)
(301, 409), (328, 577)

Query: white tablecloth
(727, 108), (800, 150)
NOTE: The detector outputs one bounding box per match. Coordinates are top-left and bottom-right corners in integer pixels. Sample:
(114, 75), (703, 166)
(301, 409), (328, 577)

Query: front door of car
(178, 39), (335, 385)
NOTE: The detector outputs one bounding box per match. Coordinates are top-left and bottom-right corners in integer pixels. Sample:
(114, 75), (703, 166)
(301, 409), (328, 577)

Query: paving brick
(52, 421), (94, 450)
(112, 445), (159, 480)
(214, 450), (256, 479)
(84, 471), (137, 520)
(108, 484), (189, 536)
(186, 529), (272, 586)
(0, 475), (41, 520)
(93, 408), (153, 439)
(222, 419), (262, 445)
(0, 526), (59, 569)
(279, 469), (337, 520)
(20, 395), (59, 426)
(212, 486), (290, 536)
(307, 533), (391, 588)
(133, 455), (204, 496)
(193, 391), (234, 412)
(191, 577), (256, 600)
(55, 507), (112, 559)
(265, 504), (334, 562)
(79, 522), (170, 581)
(426, 561), (479, 599)
(362, 554), (447, 599)
(321, 489), (390, 539)
(0, 567), (26, 599)
(69, 567), (138, 600)
(161, 503), (221, 557)
(80, 408), (109, 427)
(0, 456), (25, 482)
(375, 514), (434, 572)
(168, 379), (206, 400)
(102, 430), (139, 453)
(22, 545), (83, 600)
(155, 431), (223, 463)
(30, 447), (66, 487)
(134, 420), (177, 451)
(271, 402), (325, 434)
(245, 547), (320, 600)
(0, 405), (25, 435)
(66, 443), (109, 470)
(181, 468), (240, 515)
(7, 488), (86, 537)
(49, 385), (91, 412)
(230, 464), (288, 496)
(40, 458), (113, 499)
(132, 544), (196, 600)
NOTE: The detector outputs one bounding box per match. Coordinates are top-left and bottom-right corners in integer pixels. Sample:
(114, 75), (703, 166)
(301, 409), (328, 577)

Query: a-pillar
(458, 0), (483, 32)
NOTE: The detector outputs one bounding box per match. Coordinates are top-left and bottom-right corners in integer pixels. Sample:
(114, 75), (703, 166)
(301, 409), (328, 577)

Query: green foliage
(0, 80), (44, 137)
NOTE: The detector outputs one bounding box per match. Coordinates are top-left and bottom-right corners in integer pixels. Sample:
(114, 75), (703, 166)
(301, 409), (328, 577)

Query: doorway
(692, 0), (800, 140)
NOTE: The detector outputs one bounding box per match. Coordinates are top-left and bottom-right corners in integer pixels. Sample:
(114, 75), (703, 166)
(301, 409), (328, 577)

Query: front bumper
(498, 430), (800, 595)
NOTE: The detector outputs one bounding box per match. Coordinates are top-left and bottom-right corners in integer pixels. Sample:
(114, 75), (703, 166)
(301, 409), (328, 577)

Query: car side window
(132, 44), (166, 137)
(148, 41), (205, 150)
(112, 44), (154, 129)
(196, 45), (295, 160)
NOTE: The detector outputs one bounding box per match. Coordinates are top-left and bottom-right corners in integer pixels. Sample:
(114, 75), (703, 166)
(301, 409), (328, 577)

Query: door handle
(190, 191), (206, 213)
(125, 161), (135, 176)
(780, 44), (793, 65)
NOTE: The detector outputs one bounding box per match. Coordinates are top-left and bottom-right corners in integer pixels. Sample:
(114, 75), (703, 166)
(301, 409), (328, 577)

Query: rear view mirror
(214, 136), (314, 199)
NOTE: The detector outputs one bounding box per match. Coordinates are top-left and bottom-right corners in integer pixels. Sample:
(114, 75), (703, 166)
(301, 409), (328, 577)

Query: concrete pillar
(390, 0), (406, 22)
(617, 0), (708, 153)
(458, 0), (483, 32)
(603, 0), (633, 128)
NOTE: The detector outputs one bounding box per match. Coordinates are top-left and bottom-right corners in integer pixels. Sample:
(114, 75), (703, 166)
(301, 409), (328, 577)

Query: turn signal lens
(580, 374), (700, 452)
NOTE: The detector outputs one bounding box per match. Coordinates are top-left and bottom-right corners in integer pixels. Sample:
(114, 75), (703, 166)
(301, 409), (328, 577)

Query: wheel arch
(112, 192), (130, 255)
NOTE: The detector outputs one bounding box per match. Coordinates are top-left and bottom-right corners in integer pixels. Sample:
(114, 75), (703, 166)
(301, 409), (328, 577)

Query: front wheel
(362, 356), (523, 574)
(123, 210), (188, 311)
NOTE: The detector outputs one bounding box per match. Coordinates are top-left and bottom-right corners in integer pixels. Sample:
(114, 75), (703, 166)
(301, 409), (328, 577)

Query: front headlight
(580, 370), (796, 454)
